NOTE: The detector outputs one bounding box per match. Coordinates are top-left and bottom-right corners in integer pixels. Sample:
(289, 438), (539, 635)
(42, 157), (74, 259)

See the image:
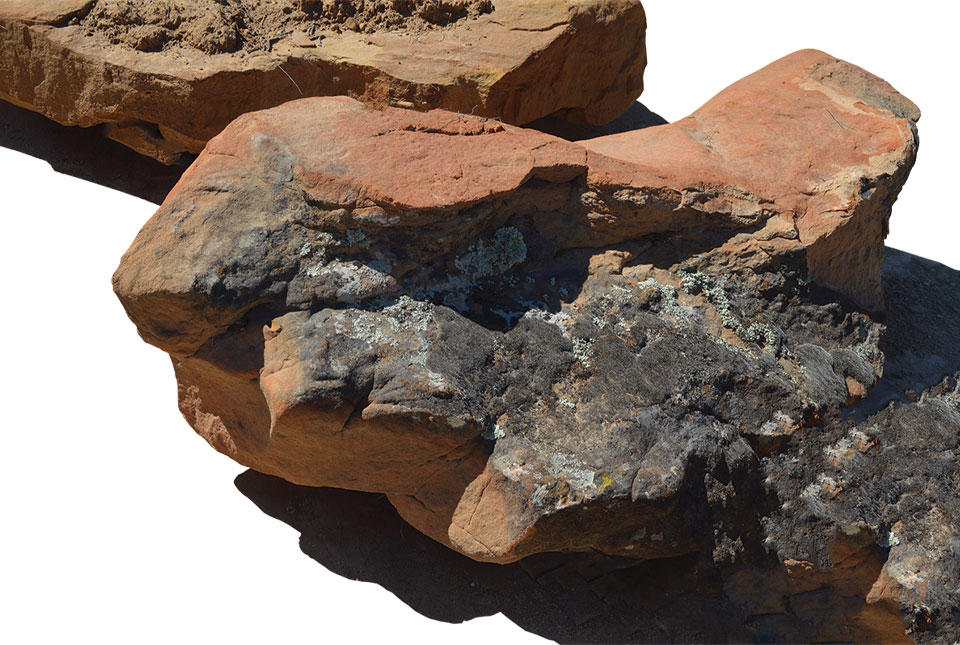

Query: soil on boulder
(81, 0), (496, 54)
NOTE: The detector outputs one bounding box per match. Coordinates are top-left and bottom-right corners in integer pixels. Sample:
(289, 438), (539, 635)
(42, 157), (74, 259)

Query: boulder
(112, 47), (960, 641)
(0, 0), (647, 163)
(115, 48), (922, 570)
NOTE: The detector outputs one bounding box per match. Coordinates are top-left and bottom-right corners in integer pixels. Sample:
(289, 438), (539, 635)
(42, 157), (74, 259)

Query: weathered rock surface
(226, 248), (958, 645)
(111, 50), (958, 640)
(232, 249), (959, 644)
(0, 0), (647, 162)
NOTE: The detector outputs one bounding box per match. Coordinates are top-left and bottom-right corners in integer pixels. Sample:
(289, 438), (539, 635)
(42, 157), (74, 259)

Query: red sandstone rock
(114, 50), (920, 575)
(97, 17), (960, 633)
(582, 49), (920, 311)
(0, 0), (647, 162)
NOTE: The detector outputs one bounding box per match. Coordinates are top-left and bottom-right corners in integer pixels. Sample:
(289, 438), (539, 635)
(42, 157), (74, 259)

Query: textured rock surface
(111, 49), (958, 639)
(238, 371), (960, 644)
(241, 248), (959, 644)
(0, 0), (647, 162)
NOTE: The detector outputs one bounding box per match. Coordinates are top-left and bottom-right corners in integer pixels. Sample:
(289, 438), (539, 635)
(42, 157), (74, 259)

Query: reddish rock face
(582, 49), (920, 312)
(0, 0), (647, 162)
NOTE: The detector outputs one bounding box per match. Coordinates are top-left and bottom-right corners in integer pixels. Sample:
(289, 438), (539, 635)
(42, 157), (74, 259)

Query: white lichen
(333, 295), (435, 351)
(799, 478), (830, 517)
(306, 260), (397, 303)
(454, 226), (527, 279)
(491, 308), (525, 327)
(345, 228), (370, 247)
(523, 309), (573, 337)
(482, 424), (506, 441)
(572, 337), (596, 366)
(637, 278), (690, 327)
(547, 453), (596, 491)
(759, 411), (795, 436)
(679, 270), (782, 354)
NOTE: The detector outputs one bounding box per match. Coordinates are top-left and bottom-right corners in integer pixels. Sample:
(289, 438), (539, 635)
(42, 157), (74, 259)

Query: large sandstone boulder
(114, 47), (921, 569)
(0, 0), (647, 162)
(112, 47), (960, 640)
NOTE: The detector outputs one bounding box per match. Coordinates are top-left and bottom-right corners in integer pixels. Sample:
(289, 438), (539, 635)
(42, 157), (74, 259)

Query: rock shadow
(529, 102), (668, 141)
(854, 247), (960, 416)
(234, 469), (750, 644)
(0, 100), (193, 205)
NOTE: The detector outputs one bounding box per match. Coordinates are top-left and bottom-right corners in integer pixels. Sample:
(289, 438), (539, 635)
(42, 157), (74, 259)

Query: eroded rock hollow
(112, 45), (959, 642)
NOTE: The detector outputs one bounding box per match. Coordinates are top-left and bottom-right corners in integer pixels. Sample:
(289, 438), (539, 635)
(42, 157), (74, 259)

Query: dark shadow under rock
(0, 100), (192, 205)
(529, 101), (668, 141)
(234, 469), (750, 644)
(854, 248), (960, 417)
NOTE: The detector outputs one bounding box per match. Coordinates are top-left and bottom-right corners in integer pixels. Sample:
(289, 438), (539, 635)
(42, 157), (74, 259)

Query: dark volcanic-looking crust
(235, 248), (959, 644)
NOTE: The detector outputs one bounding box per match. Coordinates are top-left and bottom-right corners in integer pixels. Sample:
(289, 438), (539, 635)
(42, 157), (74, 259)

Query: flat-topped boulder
(0, 0), (647, 162)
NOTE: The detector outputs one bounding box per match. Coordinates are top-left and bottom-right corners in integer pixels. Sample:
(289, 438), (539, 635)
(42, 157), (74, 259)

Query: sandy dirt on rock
(79, 0), (495, 53)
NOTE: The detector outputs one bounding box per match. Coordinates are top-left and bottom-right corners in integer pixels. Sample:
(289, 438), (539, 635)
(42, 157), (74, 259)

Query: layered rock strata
(0, 0), (647, 162)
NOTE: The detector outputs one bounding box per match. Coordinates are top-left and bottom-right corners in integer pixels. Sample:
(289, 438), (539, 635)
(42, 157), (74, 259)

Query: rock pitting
(0, 0), (647, 162)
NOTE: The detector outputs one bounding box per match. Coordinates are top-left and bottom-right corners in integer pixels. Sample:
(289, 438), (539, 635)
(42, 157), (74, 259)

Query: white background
(1, 2), (956, 643)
